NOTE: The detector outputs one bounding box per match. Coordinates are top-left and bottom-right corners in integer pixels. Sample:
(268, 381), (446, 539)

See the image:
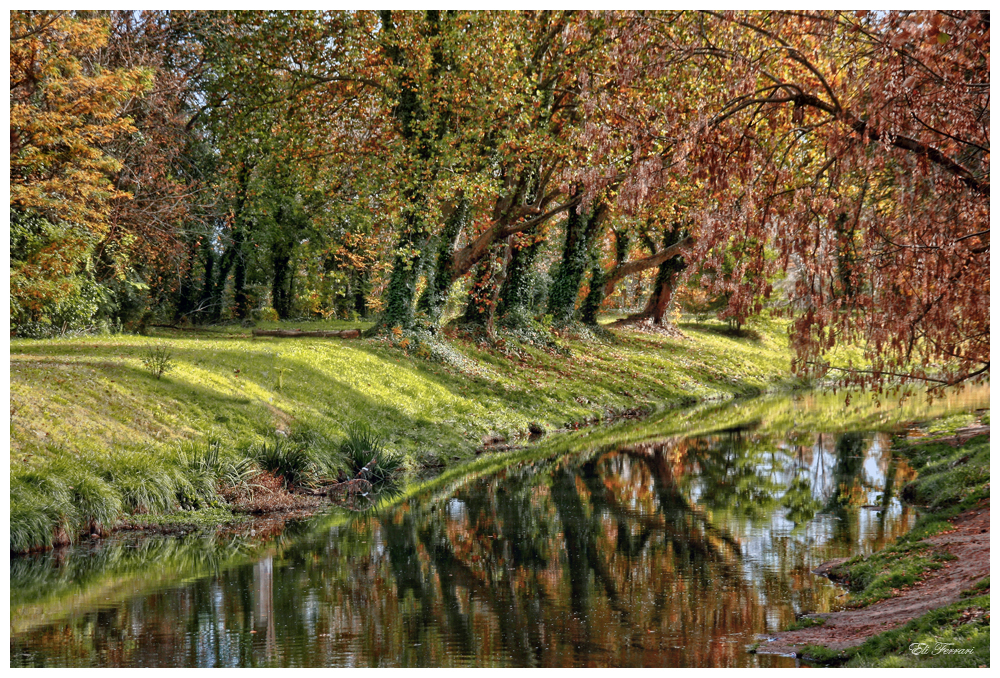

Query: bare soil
(757, 503), (990, 656)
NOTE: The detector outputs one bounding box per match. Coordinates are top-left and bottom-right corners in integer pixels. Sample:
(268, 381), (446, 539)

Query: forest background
(9, 10), (989, 390)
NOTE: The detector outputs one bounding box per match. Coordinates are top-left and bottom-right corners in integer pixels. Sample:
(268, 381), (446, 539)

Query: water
(9, 389), (989, 667)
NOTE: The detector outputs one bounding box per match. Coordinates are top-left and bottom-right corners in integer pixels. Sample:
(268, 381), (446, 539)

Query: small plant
(141, 345), (175, 379)
(276, 366), (292, 391)
(340, 421), (402, 483)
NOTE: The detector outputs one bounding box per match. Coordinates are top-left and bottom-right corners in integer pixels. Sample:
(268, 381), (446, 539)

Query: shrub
(251, 307), (280, 323)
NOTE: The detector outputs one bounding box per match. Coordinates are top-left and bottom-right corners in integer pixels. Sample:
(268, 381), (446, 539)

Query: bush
(251, 307), (280, 323)
(141, 345), (175, 379)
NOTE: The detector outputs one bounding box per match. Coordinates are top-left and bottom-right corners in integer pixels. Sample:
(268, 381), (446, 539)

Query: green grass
(962, 576), (990, 598)
(783, 615), (827, 632)
(800, 595), (990, 667)
(7, 314), (987, 553)
(900, 434), (991, 515)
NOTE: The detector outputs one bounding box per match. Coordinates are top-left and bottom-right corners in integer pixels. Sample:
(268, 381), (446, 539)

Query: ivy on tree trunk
(546, 199), (604, 325)
(416, 198), (468, 323)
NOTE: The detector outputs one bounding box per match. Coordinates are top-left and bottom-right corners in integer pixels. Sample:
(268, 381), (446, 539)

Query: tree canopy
(8, 10), (989, 389)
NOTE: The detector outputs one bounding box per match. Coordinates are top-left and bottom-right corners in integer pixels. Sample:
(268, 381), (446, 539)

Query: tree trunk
(461, 237), (511, 335)
(175, 239), (199, 321)
(580, 262), (608, 326)
(416, 198), (468, 322)
(271, 246), (293, 319)
(494, 228), (543, 324)
(252, 328), (360, 339)
(374, 11), (444, 332)
(612, 224), (687, 326)
(232, 246), (249, 320)
(380, 229), (424, 329)
(208, 228), (243, 322)
(546, 200), (604, 325)
(197, 246), (214, 321)
(352, 269), (370, 318)
(208, 160), (253, 322)
(601, 236), (691, 298)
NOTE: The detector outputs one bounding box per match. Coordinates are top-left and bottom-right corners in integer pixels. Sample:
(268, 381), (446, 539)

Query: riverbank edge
(757, 425), (990, 668)
(10, 315), (803, 554)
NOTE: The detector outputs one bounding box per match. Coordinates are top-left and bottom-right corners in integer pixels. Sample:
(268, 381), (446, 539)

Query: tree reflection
(11, 430), (913, 668)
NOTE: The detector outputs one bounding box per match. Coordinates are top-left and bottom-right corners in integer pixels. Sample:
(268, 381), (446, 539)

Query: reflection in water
(11, 429), (919, 668)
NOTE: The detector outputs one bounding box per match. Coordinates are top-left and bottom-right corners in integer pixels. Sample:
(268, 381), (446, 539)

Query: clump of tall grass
(10, 456), (121, 552)
(251, 438), (316, 489)
(100, 447), (194, 514)
(179, 440), (256, 507)
(287, 425), (345, 480)
(340, 422), (402, 483)
(11, 440), (259, 554)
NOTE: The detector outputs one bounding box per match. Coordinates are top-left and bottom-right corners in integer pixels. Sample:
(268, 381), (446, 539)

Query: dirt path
(757, 504), (990, 656)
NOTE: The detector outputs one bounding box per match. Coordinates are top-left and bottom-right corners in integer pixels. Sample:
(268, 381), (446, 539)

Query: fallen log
(252, 328), (360, 339)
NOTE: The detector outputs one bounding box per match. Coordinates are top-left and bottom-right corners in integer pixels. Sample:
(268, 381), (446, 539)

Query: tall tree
(10, 11), (151, 326)
(579, 10), (989, 387)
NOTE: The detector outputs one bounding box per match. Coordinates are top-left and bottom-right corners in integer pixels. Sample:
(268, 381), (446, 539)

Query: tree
(579, 10), (989, 387)
(10, 11), (152, 326)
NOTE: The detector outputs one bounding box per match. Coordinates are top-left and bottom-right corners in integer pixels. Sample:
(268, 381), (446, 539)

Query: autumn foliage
(8, 10), (989, 389)
(576, 10), (989, 387)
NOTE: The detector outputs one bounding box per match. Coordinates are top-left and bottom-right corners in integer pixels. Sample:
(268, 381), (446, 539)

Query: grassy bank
(799, 426), (990, 667)
(10, 314), (797, 553)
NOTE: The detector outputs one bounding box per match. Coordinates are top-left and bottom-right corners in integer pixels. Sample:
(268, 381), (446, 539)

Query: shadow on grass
(679, 321), (764, 342)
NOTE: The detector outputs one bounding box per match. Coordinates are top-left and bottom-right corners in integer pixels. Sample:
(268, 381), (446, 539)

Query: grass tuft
(340, 421), (403, 483)
(252, 438), (315, 489)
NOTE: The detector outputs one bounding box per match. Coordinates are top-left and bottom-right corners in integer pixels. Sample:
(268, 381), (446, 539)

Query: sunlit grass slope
(10, 315), (795, 464)
(10, 315), (798, 551)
